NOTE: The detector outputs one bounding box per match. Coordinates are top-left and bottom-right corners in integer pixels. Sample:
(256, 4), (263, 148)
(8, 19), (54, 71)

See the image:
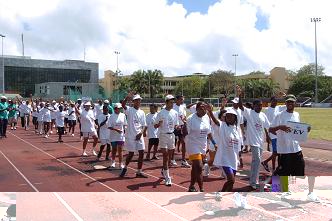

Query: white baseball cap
(84, 101), (92, 106)
(52, 100), (56, 103)
(132, 94), (142, 100)
(224, 108), (238, 116)
(114, 103), (122, 109)
(0, 95), (7, 99)
(231, 97), (239, 104)
(104, 99), (110, 104)
(165, 94), (175, 101)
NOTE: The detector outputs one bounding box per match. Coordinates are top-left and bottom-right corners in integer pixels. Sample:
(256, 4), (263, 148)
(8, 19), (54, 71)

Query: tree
(146, 69), (164, 98)
(208, 70), (235, 97)
(174, 75), (206, 98)
(297, 63), (325, 76)
(130, 70), (148, 95)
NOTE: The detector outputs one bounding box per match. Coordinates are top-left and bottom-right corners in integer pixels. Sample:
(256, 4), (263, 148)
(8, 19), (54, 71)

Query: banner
(287, 121), (310, 142)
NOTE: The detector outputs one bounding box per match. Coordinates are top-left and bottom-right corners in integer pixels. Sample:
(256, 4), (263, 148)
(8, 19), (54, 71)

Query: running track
(0, 127), (332, 192)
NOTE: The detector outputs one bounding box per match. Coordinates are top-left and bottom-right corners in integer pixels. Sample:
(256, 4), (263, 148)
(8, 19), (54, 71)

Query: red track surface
(0, 126), (332, 192)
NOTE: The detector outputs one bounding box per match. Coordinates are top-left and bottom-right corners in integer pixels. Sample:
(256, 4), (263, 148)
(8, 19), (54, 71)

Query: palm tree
(146, 69), (164, 98)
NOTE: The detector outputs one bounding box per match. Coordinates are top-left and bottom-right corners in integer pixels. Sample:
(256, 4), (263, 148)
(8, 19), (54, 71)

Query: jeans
(249, 146), (263, 186)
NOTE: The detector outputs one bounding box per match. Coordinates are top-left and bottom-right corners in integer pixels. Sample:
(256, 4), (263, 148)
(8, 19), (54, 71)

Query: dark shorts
(174, 126), (183, 138)
(57, 127), (65, 135)
(111, 141), (125, 148)
(68, 120), (76, 127)
(222, 166), (237, 176)
(274, 151), (305, 176)
(64, 118), (68, 124)
(271, 138), (277, 153)
(148, 138), (159, 146)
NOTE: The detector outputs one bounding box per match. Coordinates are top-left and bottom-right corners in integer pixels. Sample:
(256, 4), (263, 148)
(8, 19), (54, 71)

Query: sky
(0, 0), (331, 78)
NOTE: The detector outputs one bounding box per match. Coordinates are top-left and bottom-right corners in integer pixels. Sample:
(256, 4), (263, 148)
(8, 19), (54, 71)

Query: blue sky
(168, 0), (220, 14)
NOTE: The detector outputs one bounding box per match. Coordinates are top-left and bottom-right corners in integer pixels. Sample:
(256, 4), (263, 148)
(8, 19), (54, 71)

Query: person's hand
(136, 132), (143, 140)
(308, 126), (311, 132)
(204, 103), (212, 112)
(221, 98), (228, 107)
(214, 144), (218, 151)
(143, 131), (147, 137)
(236, 85), (242, 96)
(279, 125), (292, 133)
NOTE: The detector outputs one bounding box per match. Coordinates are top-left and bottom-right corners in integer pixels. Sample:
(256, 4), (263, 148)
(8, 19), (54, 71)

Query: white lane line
(15, 131), (294, 221)
(133, 192), (189, 221)
(8, 132), (116, 192)
(53, 192), (84, 221)
(0, 150), (39, 192)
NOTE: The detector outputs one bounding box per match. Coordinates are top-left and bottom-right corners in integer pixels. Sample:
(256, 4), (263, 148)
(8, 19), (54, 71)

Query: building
(0, 56), (99, 97)
(99, 70), (118, 97)
(269, 67), (290, 92)
(162, 73), (209, 94)
(34, 82), (99, 100)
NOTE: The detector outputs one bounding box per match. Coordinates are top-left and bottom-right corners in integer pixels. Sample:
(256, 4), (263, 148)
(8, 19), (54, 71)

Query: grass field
(141, 106), (332, 141)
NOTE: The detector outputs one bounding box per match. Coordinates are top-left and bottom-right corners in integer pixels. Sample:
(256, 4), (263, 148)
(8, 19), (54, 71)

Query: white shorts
(100, 139), (110, 145)
(159, 133), (175, 150)
(125, 138), (145, 152)
(82, 131), (98, 138)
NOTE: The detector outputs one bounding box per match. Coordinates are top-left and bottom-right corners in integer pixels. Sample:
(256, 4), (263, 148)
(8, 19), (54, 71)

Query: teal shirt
(108, 104), (114, 114)
(0, 102), (8, 119)
(8, 104), (17, 118)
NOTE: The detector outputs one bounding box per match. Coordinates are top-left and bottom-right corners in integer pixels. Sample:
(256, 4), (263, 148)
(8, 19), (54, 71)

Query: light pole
(311, 17), (321, 103)
(232, 54), (238, 96)
(114, 51), (121, 101)
(0, 34), (5, 95)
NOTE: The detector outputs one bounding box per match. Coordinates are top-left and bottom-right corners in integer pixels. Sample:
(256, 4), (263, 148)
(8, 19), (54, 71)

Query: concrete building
(99, 70), (119, 97)
(269, 67), (290, 92)
(34, 82), (99, 100)
(0, 56), (99, 97)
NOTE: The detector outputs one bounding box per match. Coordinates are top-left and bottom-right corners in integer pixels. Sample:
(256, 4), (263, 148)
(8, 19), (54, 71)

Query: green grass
(296, 108), (332, 141)
(141, 106), (332, 141)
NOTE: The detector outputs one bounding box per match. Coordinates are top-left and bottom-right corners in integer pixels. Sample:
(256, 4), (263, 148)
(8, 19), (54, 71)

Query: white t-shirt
(19, 104), (32, 116)
(108, 112), (127, 142)
(264, 105), (287, 139)
(271, 110), (302, 154)
(50, 104), (58, 119)
(40, 107), (51, 122)
(79, 109), (96, 133)
(155, 108), (179, 134)
(124, 106), (146, 140)
(213, 122), (241, 170)
(55, 111), (66, 127)
(146, 112), (159, 139)
(94, 104), (103, 119)
(173, 104), (186, 126)
(243, 107), (270, 148)
(37, 107), (44, 121)
(185, 113), (212, 155)
(67, 107), (77, 121)
(97, 113), (110, 140)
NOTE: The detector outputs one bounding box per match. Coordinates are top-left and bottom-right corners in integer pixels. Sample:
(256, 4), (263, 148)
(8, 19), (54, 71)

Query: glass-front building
(0, 56), (99, 97)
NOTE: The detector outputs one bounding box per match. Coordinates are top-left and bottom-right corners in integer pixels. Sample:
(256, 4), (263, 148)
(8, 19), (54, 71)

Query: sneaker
(188, 186), (197, 192)
(120, 163), (125, 169)
(261, 162), (270, 172)
(170, 160), (177, 166)
(44, 135), (48, 138)
(14, 127), (17, 130)
(215, 192), (222, 202)
(71, 134), (75, 137)
(233, 192), (242, 207)
(92, 150), (97, 156)
(240, 196), (251, 210)
(110, 160), (116, 168)
(165, 177), (172, 186)
(307, 192), (320, 202)
(82, 151), (88, 156)
(50, 131), (53, 134)
(152, 155), (160, 160)
(203, 163), (210, 177)
(181, 160), (191, 168)
(11, 127), (13, 130)
(136, 172), (148, 178)
(119, 167), (127, 177)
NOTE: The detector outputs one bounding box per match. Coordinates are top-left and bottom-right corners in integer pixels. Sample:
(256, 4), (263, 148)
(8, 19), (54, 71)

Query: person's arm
(121, 91), (134, 110)
(206, 104), (220, 126)
(154, 112), (163, 128)
(99, 116), (108, 127)
(208, 133), (218, 151)
(186, 103), (196, 109)
(74, 105), (81, 115)
(236, 85), (244, 111)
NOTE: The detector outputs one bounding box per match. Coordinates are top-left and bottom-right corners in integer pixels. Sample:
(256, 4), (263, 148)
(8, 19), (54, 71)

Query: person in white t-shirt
(40, 102), (52, 138)
(75, 101), (98, 156)
(55, 105), (66, 143)
(269, 94), (309, 176)
(67, 102), (77, 136)
(261, 96), (286, 172)
(154, 95), (179, 186)
(37, 102), (44, 135)
(94, 99), (103, 136)
(186, 98), (205, 114)
(239, 93), (270, 190)
(97, 105), (111, 161)
(145, 104), (159, 161)
(172, 95), (190, 168)
(31, 101), (39, 132)
(108, 103), (127, 169)
(120, 93), (148, 178)
(50, 100), (58, 134)
(18, 100), (31, 129)
(186, 102), (215, 192)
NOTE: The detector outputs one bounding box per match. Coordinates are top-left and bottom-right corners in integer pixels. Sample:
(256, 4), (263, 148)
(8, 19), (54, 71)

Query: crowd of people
(0, 85), (320, 209)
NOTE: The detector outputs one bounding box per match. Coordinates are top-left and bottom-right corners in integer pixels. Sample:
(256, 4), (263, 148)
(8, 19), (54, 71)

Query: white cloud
(0, 0), (331, 78)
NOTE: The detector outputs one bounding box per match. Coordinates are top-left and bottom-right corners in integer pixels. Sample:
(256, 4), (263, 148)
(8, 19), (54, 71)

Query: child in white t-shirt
(145, 104), (159, 161)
